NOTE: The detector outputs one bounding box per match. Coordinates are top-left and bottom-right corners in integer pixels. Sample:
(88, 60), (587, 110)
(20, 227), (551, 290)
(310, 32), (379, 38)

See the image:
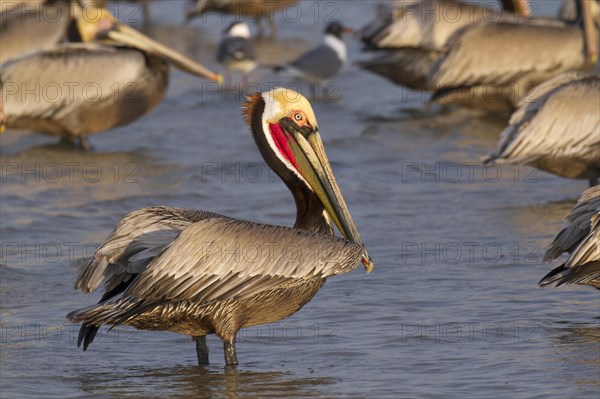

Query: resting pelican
(0, 6), (221, 149)
(67, 88), (374, 366)
(539, 186), (600, 289)
(186, 0), (298, 37)
(428, 0), (599, 111)
(483, 72), (600, 186)
(357, 0), (531, 91)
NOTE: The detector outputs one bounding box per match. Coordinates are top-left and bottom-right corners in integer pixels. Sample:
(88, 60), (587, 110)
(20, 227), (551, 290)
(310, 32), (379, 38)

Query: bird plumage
(427, 0), (598, 110)
(358, 0), (526, 92)
(1, 43), (168, 140)
(277, 22), (350, 85)
(483, 72), (600, 185)
(67, 88), (372, 365)
(539, 186), (600, 289)
(217, 22), (257, 80)
(0, 0), (71, 63)
(0, 6), (220, 148)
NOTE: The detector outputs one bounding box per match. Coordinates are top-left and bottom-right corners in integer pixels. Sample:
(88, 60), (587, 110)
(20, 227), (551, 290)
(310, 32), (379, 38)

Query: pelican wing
(74, 207), (220, 294)
(362, 0), (506, 51)
(123, 217), (362, 305)
(0, 2), (70, 63)
(428, 21), (583, 89)
(357, 48), (441, 91)
(566, 213), (600, 267)
(488, 74), (600, 164)
(1, 43), (154, 127)
(545, 186), (600, 262)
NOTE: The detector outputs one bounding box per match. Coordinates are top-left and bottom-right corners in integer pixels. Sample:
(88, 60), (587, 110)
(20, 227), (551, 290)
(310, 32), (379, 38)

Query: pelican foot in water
(58, 136), (92, 151)
(224, 340), (238, 366)
(194, 336), (209, 365)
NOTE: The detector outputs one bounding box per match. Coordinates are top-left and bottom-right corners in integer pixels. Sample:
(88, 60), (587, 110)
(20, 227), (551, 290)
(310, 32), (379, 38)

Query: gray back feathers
(290, 45), (343, 80)
(217, 36), (255, 63)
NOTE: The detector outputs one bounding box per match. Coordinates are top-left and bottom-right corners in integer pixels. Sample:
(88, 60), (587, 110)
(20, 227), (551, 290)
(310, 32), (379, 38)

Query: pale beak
(280, 119), (374, 273)
(104, 23), (223, 83)
(581, 0), (599, 63)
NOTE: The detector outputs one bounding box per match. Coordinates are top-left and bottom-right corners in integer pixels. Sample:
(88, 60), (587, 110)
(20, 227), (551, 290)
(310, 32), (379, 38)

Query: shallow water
(1, 1), (598, 398)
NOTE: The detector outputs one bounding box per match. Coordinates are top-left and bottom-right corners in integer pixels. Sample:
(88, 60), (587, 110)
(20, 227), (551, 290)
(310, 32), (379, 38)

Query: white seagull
(275, 22), (353, 97)
(217, 22), (257, 85)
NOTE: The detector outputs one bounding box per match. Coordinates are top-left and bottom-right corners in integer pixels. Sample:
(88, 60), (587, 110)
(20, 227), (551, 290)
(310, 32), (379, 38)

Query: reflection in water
(546, 325), (600, 391)
(73, 365), (337, 399)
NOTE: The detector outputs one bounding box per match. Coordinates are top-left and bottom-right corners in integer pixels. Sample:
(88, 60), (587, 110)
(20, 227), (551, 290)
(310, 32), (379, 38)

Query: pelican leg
(142, 1), (151, 23)
(194, 336), (209, 365)
(256, 21), (265, 39)
(309, 83), (318, 102)
(589, 177), (598, 187)
(267, 15), (277, 38)
(223, 339), (238, 366)
(77, 136), (92, 151)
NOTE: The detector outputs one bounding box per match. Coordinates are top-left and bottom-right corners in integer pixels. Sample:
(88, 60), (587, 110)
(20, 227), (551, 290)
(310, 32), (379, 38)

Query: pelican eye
(294, 113), (303, 122)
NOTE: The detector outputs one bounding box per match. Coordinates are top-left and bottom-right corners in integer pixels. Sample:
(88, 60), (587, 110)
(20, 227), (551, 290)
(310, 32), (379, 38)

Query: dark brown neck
(246, 96), (334, 236)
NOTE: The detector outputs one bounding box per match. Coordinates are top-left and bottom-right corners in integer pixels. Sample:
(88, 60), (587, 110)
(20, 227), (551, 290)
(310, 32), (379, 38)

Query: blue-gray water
(1, 1), (598, 398)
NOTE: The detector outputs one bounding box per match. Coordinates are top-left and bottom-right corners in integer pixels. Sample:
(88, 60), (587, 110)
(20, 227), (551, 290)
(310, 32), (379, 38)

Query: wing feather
(487, 74), (600, 165)
(74, 206), (220, 293)
(428, 21), (584, 90)
(2, 44), (151, 126)
(123, 217), (362, 305)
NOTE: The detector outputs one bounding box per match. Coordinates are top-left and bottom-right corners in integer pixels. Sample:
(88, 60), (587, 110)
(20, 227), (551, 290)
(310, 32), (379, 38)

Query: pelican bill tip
(362, 256), (374, 273)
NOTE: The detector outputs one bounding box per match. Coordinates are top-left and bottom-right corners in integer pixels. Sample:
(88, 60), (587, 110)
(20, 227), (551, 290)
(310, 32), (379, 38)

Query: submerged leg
(256, 20), (265, 38)
(309, 83), (317, 101)
(589, 177), (598, 187)
(194, 336), (209, 365)
(77, 136), (92, 151)
(267, 15), (277, 38)
(223, 339), (238, 366)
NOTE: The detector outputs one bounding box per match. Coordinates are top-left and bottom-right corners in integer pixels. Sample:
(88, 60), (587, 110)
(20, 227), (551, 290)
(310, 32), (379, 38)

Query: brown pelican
(357, 0), (531, 91)
(217, 21), (257, 85)
(483, 72), (600, 186)
(0, 6), (222, 149)
(67, 88), (374, 366)
(427, 0), (599, 111)
(539, 186), (600, 289)
(186, 0), (298, 37)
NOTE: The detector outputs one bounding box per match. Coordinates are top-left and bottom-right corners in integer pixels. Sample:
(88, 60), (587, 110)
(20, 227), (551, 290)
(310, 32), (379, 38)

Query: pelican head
(73, 6), (223, 83)
(244, 88), (374, 272)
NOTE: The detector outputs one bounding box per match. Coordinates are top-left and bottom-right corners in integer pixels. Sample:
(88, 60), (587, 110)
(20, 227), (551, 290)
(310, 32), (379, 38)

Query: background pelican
(0, 6), (221, 149)
(186, 0), (298, 37)
(67, 88), (373, 366)
(427, 0), (599, 111)
(539, 186), (600, 289)
(357, 0), (531, 91)
(483, 72), (600, 186)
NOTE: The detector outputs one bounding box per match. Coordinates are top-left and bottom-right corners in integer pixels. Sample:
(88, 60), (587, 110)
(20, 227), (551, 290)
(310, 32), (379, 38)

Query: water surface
(1, 1), (598, 398)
